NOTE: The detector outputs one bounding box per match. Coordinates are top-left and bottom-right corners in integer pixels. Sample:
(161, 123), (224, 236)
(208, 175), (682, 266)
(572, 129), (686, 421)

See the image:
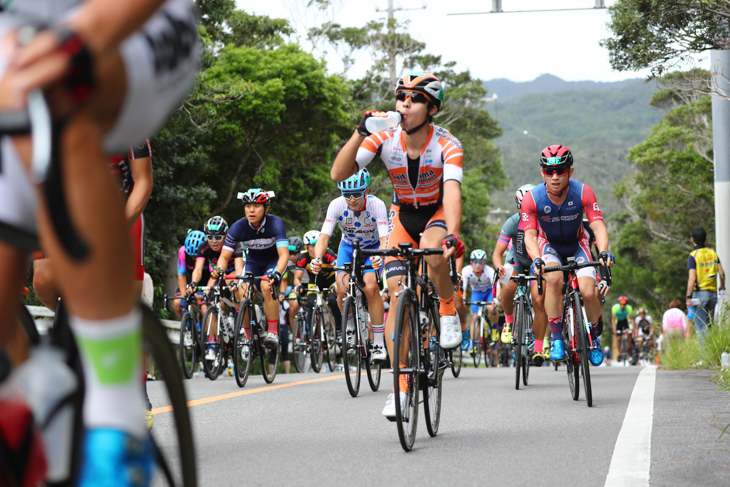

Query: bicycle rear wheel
(201, 307), (223, 380)
(291, 314), (307, 373)
(365, 349), (382, 391)
(563, 301), (580, 401)
(178, 312), (197, 379)
(233, 301), (254, 388)
(514, 301), (523, 390)
(261, 339), (279, 383)
(310, 309), (324, 373)
(342, 297), (361, 397)
(574, 297), (592, 407)
(393, 288), (419, 452)
(423, 298), (443, 438)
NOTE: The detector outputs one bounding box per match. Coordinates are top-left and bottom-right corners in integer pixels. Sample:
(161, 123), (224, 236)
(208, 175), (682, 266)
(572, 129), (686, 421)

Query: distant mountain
(483, 74), (648, 102)
(483, 74), (663, 218)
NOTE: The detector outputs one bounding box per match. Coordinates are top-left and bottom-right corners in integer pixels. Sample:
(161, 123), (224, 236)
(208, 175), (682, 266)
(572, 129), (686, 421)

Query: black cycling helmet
(288, 236), (303, 253)
(238, 188), (271, 207)
(204, 216), (228, 236)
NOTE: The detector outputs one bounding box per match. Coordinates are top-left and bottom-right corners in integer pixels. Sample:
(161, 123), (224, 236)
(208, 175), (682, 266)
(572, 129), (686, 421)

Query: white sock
(70, 308), (146, 438)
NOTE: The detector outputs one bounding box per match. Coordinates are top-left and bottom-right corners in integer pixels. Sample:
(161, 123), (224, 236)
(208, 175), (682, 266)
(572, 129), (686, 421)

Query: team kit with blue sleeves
(461, 264), (496, 314)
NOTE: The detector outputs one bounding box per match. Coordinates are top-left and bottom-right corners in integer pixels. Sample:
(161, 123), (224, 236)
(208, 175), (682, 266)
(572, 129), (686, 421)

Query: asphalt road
(148, 362), (730, 487)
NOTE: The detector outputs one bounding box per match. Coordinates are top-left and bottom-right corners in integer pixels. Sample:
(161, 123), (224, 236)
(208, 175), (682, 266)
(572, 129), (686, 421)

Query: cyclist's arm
(216, 248), (234, 278)
(589, 220), (610, 258)
(234, 256), (244, 279)
(280, 272), (289, 295)
(493, 240), (509, 273)
(442, 180), (462, 239)
(177, 273), (187, 294)
(190, 258), (206, 287)
(293, 269), (304, 287)
(331, 131), (366, 182)
(126, 155), (153, 227)
(275, 246), (289, 275)
(525, 229), (541, 262)
(71, 0), (169, 54)
(314, 233), (331, 261)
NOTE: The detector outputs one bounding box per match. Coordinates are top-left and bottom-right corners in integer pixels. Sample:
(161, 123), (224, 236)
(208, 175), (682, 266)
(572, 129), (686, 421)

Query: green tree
(601, 0), (730, 77)
(610, 72), (714, 307)
(145, 7), (351, 310)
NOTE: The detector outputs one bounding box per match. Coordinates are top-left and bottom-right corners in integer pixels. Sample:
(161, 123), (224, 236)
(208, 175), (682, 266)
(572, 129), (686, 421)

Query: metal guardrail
(27, 305), (181, 345)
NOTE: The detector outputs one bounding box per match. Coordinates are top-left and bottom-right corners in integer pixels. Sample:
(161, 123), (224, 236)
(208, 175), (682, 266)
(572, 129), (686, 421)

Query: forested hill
(483, 75), (663, 216)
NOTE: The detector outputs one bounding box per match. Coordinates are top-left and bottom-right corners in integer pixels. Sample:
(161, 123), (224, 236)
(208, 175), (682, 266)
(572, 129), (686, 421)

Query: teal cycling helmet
(303, 230), (320, 246)
(184, 230), (206, 256)
(470, 249), (487, 261)
(337, 168), (370, 192)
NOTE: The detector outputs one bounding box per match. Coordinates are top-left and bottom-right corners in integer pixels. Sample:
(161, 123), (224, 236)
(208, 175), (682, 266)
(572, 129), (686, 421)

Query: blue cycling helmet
(184, 230), (206, 256)
(337, 168), (370, 192)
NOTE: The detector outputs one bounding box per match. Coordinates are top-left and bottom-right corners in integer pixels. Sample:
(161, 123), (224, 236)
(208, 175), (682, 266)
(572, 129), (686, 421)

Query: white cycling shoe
(439, 314), (461, 349)
(370, 343), (387, 362)
(381, 392), (407, 420)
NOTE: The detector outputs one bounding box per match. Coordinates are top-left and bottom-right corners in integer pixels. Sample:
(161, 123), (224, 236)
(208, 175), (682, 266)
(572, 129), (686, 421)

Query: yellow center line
(151, 374), (347, 415)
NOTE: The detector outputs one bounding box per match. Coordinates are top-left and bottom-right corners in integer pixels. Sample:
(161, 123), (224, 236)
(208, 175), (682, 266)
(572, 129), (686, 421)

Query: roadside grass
(660, 312), (730, 393)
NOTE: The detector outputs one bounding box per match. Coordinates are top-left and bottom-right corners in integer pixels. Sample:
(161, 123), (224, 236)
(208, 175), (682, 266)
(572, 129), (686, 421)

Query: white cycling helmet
(515, 184), (536, 209)
(303, 230), (320, 246)
(470, 249), (487, 261)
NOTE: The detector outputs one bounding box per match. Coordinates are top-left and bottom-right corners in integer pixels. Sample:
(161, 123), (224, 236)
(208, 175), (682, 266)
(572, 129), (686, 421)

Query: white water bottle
(15, 345), (77, 482)
(365, 111), (402, 134)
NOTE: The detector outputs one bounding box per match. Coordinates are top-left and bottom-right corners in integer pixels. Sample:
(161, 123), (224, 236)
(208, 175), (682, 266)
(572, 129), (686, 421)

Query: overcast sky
(238, 0), (710, 83)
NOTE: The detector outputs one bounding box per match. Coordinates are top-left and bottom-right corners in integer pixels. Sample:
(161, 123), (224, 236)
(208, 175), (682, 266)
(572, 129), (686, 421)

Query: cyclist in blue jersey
(312, 169), (389, 361)
(522, 145), (614, 366)
(174, 230), (209, 319)
(215, 189), (289, 348)
(462, 250), (498, 350)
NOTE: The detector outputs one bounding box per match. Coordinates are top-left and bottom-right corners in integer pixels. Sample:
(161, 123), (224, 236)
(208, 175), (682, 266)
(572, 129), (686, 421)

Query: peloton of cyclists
(522, 145), (614, 367)
(311, 169), (389, 362)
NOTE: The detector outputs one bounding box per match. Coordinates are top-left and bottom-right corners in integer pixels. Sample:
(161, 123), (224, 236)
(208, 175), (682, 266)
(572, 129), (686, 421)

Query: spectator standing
(662, 299), (690, 342)
(686, 227), (725, 344)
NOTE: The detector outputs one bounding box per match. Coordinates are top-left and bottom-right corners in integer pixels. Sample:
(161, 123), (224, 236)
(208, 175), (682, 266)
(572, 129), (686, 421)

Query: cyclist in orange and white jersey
(331, 71), (465, 419)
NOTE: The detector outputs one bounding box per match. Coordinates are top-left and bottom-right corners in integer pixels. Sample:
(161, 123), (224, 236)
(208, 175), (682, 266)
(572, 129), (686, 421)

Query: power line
(448, 0), (606, 16)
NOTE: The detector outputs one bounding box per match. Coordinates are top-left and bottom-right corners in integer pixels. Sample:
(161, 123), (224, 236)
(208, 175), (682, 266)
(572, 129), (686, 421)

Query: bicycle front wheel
(261, 337), (279, 384)
(366, 349), (382, 392)
(472, 317), (482, 368)
(574, 297), (592, 407)
(450, 346), (462, 378)
(514, 301), (523, 391)
(324, 310), (337, 373)
(179, 312), (197, 379)
(522, 308), (533, 386)
(423, 298), (443, 438)
(233, 301), (254, 388)
(563, 301), (580, 401)
(310, 309), (324, 373)
(201, 307), (223, 380)
(393, 289), (420, 452)
(342, 297), (361, 397)
(291, 314), (307, 373)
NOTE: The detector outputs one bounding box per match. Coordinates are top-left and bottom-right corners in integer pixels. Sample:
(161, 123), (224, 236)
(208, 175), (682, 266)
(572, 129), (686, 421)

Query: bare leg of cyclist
(543, 263), (565, 360)
(0, 245), (30, 366)
(32, 258), (59, 311)
(531, 284), (549, 356)
(363, 272), (384, 346)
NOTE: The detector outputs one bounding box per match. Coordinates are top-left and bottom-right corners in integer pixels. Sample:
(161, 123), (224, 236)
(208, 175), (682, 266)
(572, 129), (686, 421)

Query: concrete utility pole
(376, 0), (426, 87)
(711, 51), (730, 288)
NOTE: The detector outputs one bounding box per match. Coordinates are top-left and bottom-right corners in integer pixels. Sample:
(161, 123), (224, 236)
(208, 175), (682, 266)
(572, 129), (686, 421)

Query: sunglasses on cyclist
(542, 166), (569, 176)
(207, 234), (224, 241)
(471, 259), (485, 265)
(396, 91), (430, 104)
(342, 191), (366, 201)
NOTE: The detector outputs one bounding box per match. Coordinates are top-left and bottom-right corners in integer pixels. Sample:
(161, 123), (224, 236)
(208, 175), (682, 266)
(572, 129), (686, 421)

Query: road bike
(335, 255), (382, 397)
(541, 257), (611, 407)
(232, 273), (281, 388)
(164, 289), (209, 379)
(305, 278), (338, 373)
(200, 276), (241, 380)
(466, 300), (491, 368)
(509, 273), (541, 390)
(290, 293), (310, 373)
(361, 243), (449, 452)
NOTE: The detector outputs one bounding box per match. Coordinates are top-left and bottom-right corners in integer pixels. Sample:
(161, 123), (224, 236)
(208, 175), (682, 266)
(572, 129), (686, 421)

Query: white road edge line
(604, 364), (657, 487)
